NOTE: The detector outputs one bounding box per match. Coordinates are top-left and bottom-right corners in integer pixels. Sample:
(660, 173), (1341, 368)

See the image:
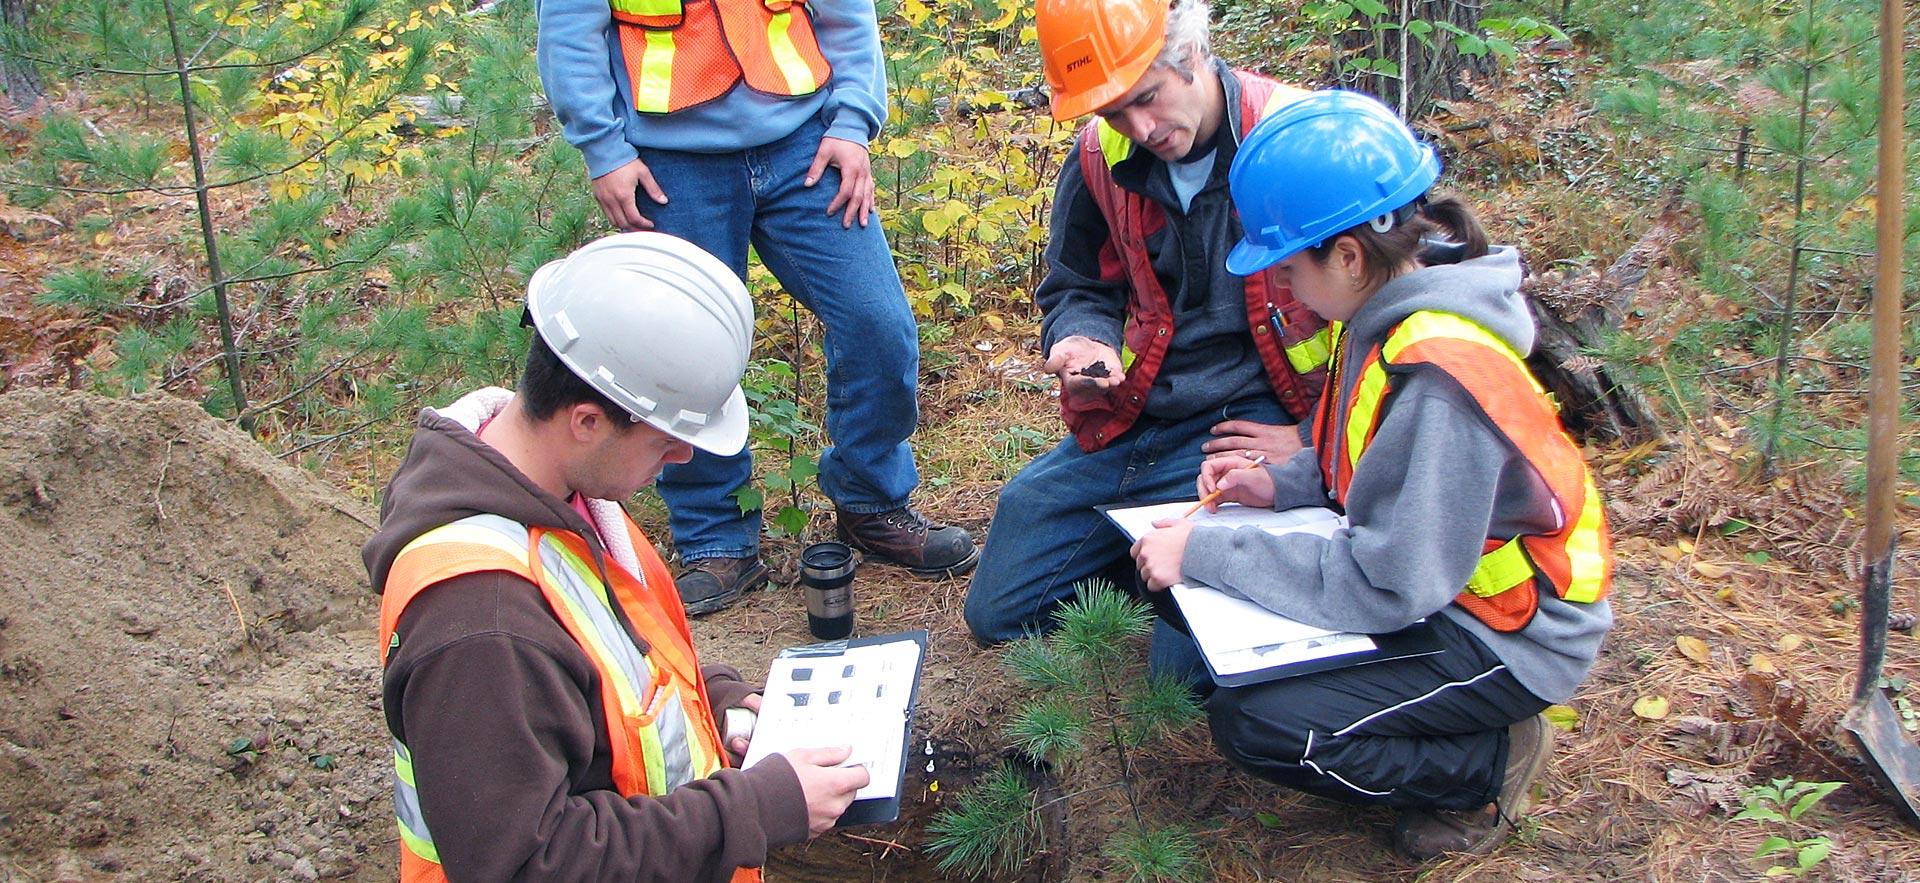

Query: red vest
(1063, 71), (1329, 452)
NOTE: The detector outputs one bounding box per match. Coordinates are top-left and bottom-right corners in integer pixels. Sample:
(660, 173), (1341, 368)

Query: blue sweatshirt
(536, 0), (889, 177)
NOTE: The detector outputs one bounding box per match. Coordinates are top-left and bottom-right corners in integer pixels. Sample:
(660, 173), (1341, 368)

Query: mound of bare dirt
(0, 389), (391, 882)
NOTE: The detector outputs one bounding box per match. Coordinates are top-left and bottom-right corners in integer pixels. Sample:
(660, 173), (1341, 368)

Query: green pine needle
(1001, 633), (1087, 692)
(1104, 823), (1205, 883)
(1121, 674), (1206, 746)
(36, 267), (133, 315)
(1053, 578), (1152, 667)
(1009, 697), (1089, 763)
(924, 763), (1038, 878)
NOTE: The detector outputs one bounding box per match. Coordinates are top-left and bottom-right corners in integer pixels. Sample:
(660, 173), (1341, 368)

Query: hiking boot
(1393, 712), (1553, 861)
(676, 555), (768, 616)
(835, 507), (979, 578)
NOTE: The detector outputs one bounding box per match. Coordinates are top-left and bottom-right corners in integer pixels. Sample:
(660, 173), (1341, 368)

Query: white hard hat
(525, 232), (754, 456)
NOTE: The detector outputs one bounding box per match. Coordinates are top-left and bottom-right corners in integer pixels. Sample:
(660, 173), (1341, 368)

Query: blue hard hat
(1225, 90), (1442, 276)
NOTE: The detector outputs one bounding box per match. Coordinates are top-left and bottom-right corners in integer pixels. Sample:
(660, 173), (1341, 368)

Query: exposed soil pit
(0, 389), (390, 882)
(0, 387), (1017, 882)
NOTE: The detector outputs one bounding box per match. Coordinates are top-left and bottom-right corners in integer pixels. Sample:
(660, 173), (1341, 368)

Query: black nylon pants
(1204, 615), (1548, 811)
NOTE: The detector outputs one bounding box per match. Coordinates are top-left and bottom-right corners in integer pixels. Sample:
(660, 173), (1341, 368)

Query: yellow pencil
(1181, 454), (1268, 518)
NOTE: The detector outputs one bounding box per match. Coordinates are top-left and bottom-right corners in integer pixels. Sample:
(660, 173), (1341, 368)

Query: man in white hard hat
(363, 233), (868, 882)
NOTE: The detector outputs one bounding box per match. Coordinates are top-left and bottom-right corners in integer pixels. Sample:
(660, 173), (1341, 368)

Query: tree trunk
(1, 0), (46, 114)
(1399, 0), (1495, 118)
(1335, 0), (1494, 118)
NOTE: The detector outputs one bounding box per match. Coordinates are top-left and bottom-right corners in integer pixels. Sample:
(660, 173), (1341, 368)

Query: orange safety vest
(1314, 310), (1612, 632)
(1065, 71), (1331, 452)
(377, 512), (759, 883)
(611, 0), (832, 114)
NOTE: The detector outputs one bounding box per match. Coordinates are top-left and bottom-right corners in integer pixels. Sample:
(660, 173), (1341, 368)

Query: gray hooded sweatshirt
(1181, 246), (1612, 703)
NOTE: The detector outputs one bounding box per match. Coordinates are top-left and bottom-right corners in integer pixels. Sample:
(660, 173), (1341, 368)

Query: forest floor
(0, 362), (1917, 881)
(3, 18), (1920, 883)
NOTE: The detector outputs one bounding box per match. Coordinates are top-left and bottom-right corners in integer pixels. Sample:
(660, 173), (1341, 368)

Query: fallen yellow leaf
(1676, 635), (1712, 664)
(1693, 560), (1732, 578)
(1656, 544), (1687, 563)
(1778, 634), (1806, 653)
(1543, 704), (1580, 732)
(1748, 653), (1777, 674)
(1677, 537), (1696, 554)
(981, 313), (1005, 332)
(1633, 696), (1671, 720)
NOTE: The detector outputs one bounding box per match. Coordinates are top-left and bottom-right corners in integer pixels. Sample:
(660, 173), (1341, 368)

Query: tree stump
(1523, 217), (1678, 445)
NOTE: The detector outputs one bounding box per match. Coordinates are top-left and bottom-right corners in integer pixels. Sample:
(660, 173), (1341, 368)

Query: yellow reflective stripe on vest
(611, 0), (682, 17)
(537, 536), (697, 794)
(1345, 356), (1390, 476)
(1384, 312), (1537, 391)
(1284, 326), (1334, 374)
(1096, 119), (1132, 168)
(392, 740), (440, 864)
(633, 29), (677, 113)
(1467, 538), (1533, 597)
(764, 11), (815, 94)
(1563, 475), (1608, 602)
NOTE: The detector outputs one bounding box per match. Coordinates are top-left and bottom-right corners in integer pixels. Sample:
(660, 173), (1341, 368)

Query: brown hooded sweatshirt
(363, 397), (807, 882)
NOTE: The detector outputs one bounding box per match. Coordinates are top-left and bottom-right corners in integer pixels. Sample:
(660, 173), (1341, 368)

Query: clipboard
(742, 629), (928, 827)
(1194, 620), (1443, 688)
(1098, 501), (1443, 687)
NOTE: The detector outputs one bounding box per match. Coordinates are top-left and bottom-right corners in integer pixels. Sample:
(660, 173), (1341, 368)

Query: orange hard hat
(1037, 0), (1169, 121)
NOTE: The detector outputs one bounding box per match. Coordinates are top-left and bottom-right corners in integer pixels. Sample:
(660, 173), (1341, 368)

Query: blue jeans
(635, 117), (921, 561)
(964, 396), (1288, 643)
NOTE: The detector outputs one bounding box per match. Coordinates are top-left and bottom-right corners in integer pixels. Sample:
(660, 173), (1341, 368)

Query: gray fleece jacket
(1181, 246), (1612, 703)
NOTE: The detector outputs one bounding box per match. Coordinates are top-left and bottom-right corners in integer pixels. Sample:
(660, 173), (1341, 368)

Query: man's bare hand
(784, 745), (871, 836)
(805, 136), (875, 229)
(1202, 419), (1304, 464)
(591, 158), (669, 232)
(1043, 336), (1126, 403)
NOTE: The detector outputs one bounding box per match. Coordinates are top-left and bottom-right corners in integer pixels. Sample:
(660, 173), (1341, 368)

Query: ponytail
(1417, 193), (1489, 259)
(1304, 189), (1491, 290)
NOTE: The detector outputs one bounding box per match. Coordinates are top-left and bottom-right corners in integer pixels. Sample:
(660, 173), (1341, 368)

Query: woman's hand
(1197, 455), (1276, 510)
(1130, 518), (1195, 591)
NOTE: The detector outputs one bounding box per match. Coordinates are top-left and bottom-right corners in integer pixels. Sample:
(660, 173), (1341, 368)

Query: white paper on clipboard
(740, 637), (922, 801)
(1103, 502), (1377, 676)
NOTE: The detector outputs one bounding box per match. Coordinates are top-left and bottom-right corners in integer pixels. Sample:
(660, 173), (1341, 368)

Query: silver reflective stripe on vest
(392, 739), (439, 863)
(533, 530), (698, 792)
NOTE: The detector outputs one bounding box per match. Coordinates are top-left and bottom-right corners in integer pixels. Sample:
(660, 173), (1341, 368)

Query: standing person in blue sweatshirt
(1130, 91), (1614, 860)
(536, 0), (978, 615)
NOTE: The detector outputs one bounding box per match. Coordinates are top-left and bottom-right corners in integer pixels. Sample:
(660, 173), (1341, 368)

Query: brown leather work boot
(676, 555), (768, 617)
(835, 507), (978, 578)
(1393, 712), (1553, 861)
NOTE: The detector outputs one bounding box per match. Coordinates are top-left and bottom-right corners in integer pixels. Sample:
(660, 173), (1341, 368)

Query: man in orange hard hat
(966, 0), (1331, 664)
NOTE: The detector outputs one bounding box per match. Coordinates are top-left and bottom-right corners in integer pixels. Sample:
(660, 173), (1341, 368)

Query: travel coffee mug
(799, 541), (856, 640)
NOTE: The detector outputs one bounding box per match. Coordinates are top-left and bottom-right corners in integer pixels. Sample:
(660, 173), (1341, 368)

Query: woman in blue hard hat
(1127, 90), (1615, 860)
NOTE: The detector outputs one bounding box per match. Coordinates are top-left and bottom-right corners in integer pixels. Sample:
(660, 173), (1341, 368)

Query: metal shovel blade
(1841, 689), (1920, 825)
